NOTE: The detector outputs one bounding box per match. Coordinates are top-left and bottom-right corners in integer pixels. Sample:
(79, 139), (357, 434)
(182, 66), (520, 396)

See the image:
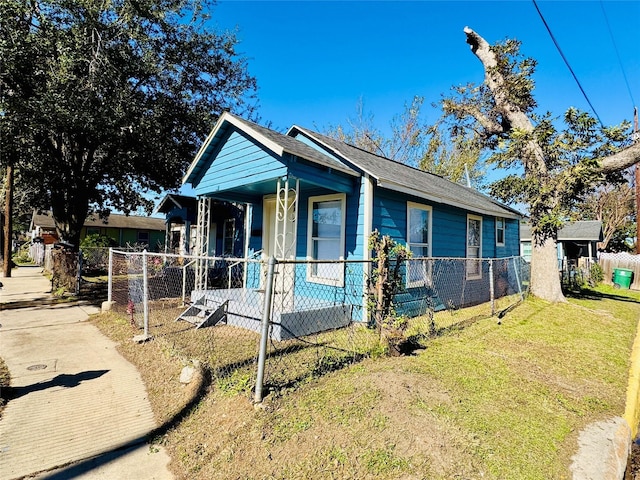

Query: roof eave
(378, 179), (522, 220)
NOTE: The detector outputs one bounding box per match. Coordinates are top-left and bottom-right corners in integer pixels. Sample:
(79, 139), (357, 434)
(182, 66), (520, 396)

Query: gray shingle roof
(520, 221), (603, 242)
(32, 212), (165, 231)
(290, 126), (522, 219)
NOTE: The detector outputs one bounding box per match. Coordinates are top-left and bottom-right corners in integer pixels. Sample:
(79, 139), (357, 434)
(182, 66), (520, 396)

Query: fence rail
(105, 250), (529, 402)
(599, 252), (640, 290)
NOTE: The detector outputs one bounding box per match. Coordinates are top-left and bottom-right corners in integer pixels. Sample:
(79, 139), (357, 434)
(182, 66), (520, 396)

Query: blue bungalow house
(180, 112), (522, 336)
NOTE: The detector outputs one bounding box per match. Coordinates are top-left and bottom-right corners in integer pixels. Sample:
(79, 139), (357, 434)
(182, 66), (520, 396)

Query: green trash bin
(613, 268), (633, 289)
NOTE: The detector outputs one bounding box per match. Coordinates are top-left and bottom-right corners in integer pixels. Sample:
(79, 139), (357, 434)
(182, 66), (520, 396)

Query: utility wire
(532, 0), (605, 128)
(599, 0), (636, 108)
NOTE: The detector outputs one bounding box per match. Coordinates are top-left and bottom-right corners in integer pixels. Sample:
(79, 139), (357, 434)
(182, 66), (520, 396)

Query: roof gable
(183, 112), (358, 187)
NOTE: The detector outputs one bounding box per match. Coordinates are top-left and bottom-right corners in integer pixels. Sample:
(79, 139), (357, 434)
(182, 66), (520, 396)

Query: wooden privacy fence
(598, 252), (640, 290)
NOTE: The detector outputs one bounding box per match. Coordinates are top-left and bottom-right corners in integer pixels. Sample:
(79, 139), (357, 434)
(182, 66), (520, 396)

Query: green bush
(80, 234), (117, 249)
(12, 242), (32, 264)
(590, 263), (604, 285)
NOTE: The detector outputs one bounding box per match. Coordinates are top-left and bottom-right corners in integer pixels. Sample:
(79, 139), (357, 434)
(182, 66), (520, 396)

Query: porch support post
(243, 203), (253, 288)
(195, 197), (211, 291)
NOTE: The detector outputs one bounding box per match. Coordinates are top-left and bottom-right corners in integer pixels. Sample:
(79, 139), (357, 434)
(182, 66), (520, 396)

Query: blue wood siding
(431, 205), (467, 257)
(373, 189), (406, 245)
(194, 130), (287, 196)
(505, 218), (520, 256)
(372, 187), (520, 258)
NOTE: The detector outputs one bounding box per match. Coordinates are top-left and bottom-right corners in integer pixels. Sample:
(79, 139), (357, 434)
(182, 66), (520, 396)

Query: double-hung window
(466, 214), (482, 279)
(307, 194), (346, 286)
(407, 203), (432, 287)
(496, 217), (505, 246)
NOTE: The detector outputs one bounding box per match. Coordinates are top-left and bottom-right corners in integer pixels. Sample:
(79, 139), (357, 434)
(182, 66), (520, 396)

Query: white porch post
(195, 197), (211, 291)
(273, 177), (298, 312)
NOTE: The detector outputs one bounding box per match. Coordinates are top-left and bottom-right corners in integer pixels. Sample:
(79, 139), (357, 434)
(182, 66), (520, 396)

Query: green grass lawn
(92, 285), (640, 479)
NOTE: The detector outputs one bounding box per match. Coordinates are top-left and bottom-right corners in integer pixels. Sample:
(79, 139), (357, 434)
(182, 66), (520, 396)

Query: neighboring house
(520, 221), (603, 267)
(30, 211), (166, 250)
(154, 193), (244, 257)
(179, 112), (522, 336)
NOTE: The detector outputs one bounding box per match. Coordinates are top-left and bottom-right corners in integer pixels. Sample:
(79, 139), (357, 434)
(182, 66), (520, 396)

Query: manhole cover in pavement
(26, 364), (48, 371)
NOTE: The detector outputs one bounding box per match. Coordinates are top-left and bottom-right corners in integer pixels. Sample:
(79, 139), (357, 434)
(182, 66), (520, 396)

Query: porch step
(176, 296), (229, 329)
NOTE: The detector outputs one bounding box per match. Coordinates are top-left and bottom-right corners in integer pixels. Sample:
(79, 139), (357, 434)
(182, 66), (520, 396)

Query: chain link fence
(106, 250), (529, 401)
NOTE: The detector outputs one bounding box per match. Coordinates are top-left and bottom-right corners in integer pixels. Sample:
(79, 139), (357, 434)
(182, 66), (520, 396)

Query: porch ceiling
(201, 175), (353, 204)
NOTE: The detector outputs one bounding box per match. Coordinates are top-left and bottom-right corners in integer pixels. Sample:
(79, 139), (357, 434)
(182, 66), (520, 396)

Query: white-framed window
(496, 217), (505, 246)
(466, 214), (482, 279)
(406, 202), (432, 287)
(222, 218), (235, 256)
(307, 193), (346, 286)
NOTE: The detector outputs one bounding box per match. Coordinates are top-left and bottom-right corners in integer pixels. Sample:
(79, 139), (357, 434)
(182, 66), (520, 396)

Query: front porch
(179, 287), (354, 341)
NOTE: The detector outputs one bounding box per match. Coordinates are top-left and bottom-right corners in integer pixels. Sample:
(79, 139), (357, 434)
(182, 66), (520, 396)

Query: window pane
(309, 196), (344, 283)
(409, 208), (429, 244)
(468, 219), (480, 247)
(410, 245), (428, 258)
(313, 200), (342, 238)
(313, 238), (340, 260)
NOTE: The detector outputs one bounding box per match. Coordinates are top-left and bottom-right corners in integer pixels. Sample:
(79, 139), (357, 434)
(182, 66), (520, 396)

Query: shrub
(590, 263), (604, 285)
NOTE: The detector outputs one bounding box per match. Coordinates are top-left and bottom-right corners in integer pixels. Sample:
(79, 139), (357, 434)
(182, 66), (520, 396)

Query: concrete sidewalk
(0, 266), (174, 480)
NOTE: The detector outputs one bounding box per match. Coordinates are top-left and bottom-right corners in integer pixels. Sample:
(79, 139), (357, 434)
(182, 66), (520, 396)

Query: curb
(624, 320), (640, 440)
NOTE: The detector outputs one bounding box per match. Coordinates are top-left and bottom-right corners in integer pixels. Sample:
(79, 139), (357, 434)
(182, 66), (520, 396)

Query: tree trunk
(3, 160), (14, 278)
(530, 235), (566, 303)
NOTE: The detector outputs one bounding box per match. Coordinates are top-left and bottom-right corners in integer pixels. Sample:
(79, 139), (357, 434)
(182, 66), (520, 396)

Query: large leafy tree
(0, 0), (257, 269)
(442, 28), (640, 302)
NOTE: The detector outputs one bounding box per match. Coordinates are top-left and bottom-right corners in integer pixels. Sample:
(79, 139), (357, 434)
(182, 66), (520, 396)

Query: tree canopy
(441, 27), (640, 301)
(0, 0), (257, 253)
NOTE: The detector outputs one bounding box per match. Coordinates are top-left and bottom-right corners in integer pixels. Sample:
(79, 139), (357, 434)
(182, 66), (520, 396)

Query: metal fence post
(513, 256), (524, 300)
(489, 259), (495, 315)
(107, 248), (113, 302)
(142, 250), (149, 338)
(255, 256), (276, 404)
(76, 250), (83, 296)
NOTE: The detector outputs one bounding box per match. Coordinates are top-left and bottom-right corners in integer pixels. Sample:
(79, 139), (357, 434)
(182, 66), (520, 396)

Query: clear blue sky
(209, 0), (639, 134)
(168, 0), (639, 207)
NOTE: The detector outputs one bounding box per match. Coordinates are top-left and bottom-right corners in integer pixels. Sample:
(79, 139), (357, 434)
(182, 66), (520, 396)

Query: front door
(262, 179), (298, 311)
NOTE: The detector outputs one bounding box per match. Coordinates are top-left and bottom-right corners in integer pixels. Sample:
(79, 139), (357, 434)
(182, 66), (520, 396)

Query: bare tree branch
(598, 141), (640, 174)
(463, 27), (546, 172)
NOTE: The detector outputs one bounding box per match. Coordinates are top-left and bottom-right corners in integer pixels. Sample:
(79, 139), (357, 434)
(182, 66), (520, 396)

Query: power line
(532, 0), (605, 128)
(599, 0), (636, 108)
